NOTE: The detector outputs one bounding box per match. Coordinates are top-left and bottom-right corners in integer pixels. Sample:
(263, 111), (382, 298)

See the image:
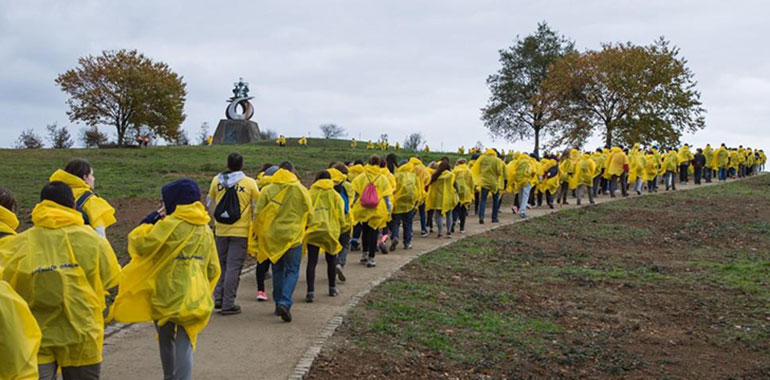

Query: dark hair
(257, 163), (274, 175)
(279, 161), (294, 171)
(64, 158), (92, 179)
(227, 153), (244, 172)
(379, 156), (387, 168)
(315, 170), (331, 182)
(385, 153), (398, 174)
(368, 155), (380, 166)
(330, 162), (349, 175)
(0, 186), (17, 212)
(354, 159), (364, 166)
(429, 160), (451, 185)
(40, 181), (75, 208)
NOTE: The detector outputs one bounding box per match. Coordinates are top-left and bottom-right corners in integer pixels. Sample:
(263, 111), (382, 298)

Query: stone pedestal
(212, 119), (261, 145)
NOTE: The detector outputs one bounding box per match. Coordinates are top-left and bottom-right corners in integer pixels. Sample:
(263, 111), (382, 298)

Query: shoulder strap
(0, 232), (9, 239)
(76, 191), (94, 225)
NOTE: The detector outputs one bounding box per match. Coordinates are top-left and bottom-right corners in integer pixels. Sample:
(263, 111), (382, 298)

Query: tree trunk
(533, 127), (540, 159)
(604, 121), (613, 148)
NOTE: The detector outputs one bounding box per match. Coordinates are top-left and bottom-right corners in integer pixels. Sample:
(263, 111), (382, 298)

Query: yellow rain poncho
(409, 158), (431, 204)
(112, 202), (219, 349)
(737, 147), (746, 165)
(249, 169), (313, 263)
(704, 145), (715, 170)
(644, 153), (658, 179)
(471, 149), (504, 193)
(256, 171), (273, 189)
(304, 179), (346, 255)
(628, 152), (647, 183)
(573, 154), (597, 187)
(663, 150), (679, 172)
(510, 156), (537, 192)
(591, 151), (606, 178)
(605, 147), (628, 178)
(328, 168), (354, 233)
(351, 165), (394, 229)
(677, 145), (694, 164)
(453, 164), (474, 207)
(537, 159), (560, 194)
(426, 170), (457, 215)
(0, 269), (42, 380)
(49, 169), (116, 231)
(348, 164), (365, 182)
(729, 150), (739, 170)
(0, 205), (19, 238)
(392, 162), (420, 214)
(716, 146), (729, 168)
(382, 167), (397, 191)
(0, 200), (121, 367)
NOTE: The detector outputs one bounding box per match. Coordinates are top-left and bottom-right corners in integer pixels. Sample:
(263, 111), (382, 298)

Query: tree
(319, 123), (346, 138)
(15, 129), (44, 149)
(55, 49), (187, 145)
(46, 123), (74, 149)
(198, 122), (210, 145)
(481, 22), (575, 158)
(172, 130), (190, 146)
(259, 129), (278, 140)
(403, 133), (425, 151)
(379, 133), (389, 143)
(81, 126), (109, 148)
(542, 38), (705, 149)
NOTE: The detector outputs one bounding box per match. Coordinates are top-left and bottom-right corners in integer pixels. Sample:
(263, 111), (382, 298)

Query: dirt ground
(307, 175), (770, 379)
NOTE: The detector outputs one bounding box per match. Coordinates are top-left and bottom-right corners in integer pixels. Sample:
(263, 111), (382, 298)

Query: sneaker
(366, 258), (377, 268)
(479, 219), (484, 224)
(404, 243), (413, 249)
(378, 241), (388, 254)
(437, 233), (443, 238)
(336, 264), (346, 282)
(305, 292), (314, 303)
(277, 305), (292, 322)
(215, 300), (222, 310)
(460, 229), (465, 233)
(220, 305), (242, 315)
(256, 291), (268, 302)
(360, 252), (368, 264)
(329, 287), (339, 297)
(420, 230), (429, 237)
(390, 237), (399, 252)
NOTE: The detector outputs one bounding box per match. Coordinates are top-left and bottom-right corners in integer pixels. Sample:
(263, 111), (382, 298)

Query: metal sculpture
(226, 78), (254, 120)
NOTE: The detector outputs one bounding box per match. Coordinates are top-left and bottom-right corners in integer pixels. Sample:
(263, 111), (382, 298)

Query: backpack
(214, 184), (242, 225)
(334, 183), (350, 214)
(76, 191), (94, 225)
(360, 175), (380, 209)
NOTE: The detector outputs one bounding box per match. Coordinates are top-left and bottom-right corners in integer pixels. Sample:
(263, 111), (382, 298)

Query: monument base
(212, 119), (261, 145)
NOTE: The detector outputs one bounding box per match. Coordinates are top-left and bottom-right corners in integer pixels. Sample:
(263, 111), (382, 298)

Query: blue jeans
(518, 183), (532, 217)
(389, 210), (415, 244)
(478, 187), (499, 221)
(718, 168), (727, 181)
(272, 245), (302, 308)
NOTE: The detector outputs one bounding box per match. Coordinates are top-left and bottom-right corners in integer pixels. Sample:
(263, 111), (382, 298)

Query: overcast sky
(1, 0), (767, 152)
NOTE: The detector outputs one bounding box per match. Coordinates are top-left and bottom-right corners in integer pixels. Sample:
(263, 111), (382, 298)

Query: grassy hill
(1, 137), (461, 258)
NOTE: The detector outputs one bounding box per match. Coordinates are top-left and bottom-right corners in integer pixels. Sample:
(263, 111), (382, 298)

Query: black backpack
(214, 184), (241, 224)
(76, 191), (94, 225)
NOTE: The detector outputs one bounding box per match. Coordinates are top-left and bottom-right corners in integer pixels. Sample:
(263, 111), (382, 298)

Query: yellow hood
(49, 169), (91, 192)
(171, 202), (210, 226)
(31, 200), (84, 229)
(327, 168), (347, 185)
(271, 169), (299, 185)
(0, 206), (19, 236)
(311, 179), (335, 191)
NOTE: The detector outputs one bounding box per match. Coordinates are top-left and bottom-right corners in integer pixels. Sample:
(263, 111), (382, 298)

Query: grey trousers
(38, 362), (101, 380)
(576, 184), (594, 204)
(156, 322), (193, 380)
(214, 236), (247, 309)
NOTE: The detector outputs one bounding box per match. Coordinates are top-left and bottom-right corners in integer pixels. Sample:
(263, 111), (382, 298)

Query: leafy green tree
(481, 22), (574, 157)
(542, 38), (705, 148)
(55, 49), (187, 145)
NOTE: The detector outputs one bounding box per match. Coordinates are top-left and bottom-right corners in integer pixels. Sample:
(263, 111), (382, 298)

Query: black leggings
(362, 223), (378, 259)
(306, 244), (336, 292)
(256, 260), (271, 292)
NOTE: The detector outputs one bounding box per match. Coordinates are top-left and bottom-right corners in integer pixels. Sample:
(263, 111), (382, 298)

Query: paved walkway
(101, 177), (742, 379)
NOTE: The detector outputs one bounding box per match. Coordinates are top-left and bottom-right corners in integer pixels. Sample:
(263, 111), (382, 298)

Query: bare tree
(46, 122), (74, 149)
(81, 126), (108, 148)
(15, 129), (44, 149)
(319, 123), (346, 138)
(198, 122), (210, 145)
(172, 129), (190, 146)
(379, 133), (389, 143)
(259, 129), (278, 140)
(403, 133), (425, 151)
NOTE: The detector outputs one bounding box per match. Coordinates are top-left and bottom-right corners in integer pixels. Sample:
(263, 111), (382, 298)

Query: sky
(0, 0), (767, 152)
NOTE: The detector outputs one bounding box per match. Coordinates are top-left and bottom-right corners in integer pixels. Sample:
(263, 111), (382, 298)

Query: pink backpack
(360, 176), (380, 209)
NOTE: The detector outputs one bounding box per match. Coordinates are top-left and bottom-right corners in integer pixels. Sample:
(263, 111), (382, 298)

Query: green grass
(1, 137), (461, 213)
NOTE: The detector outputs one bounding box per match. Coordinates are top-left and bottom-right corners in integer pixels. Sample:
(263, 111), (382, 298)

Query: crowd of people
(0, 142), (765, 379)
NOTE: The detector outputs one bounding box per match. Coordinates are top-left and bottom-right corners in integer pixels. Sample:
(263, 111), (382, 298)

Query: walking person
(471, 149), (504, 223)
(113, 179), (220, 380)
(511, 154), (537, 216)
(304, 171), (347, 302)
(1, 182), (121, 380)
(426, 158), (457, 238)
(678, 144), (694, 184)
(452, 159), (474, 233)
(693, 148), (706, 185)
(390, 160), (419, 248)
(606, 147), (629, 197)
(663, 149), (679, 190)
(574, 153), (597, 205)
(249, 161), (313, 322)
(49, 158), (117, 237)
(328, 163), (353, 281)
(351, 156), (393, 267)
(207, 153), (259, 315)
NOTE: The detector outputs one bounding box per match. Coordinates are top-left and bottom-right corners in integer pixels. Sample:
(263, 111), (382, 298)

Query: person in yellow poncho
(703, 144), (715, 183)
(0, 188), (43, 380)
(328, 163), (354, 281)
(677, 144), (694, 184)
(605, 146), (629, 198)
(253, 164), (278, 301)
(276, 135), (287, 147)
(347, 160), (365, 182)
(644, 150), (659, 193)
(304, 171), (347, 302)
(716, 144), (729, 181)
(426, 159), (457, 238)
(49, 158), (117, 237)
(452, 159), (474, 233)
(737, 145), (747, 178)
(662, 149), (679, 190)
(347, 160), (366, 252)
(366, 140), (375, 150)
(298, 136), (308, 147)
(510, 154), (537, 217)
(351, 156), (393, 267)
(394, 142), (401, 151)
(458, 146), (465, 155)
(556, 150), (575, 204)
(471, 149), (504, 223)
(0, 182), (121, 379)
(629, 151), (647, 195)
(249, 162), (313, 322)
(573, 153), (597, 205)
(537, 155), (559, 209)
(408, 157), (431, 237)
(389, 160), (419, 249)
(350, 138), (357, 149)
(728, 148), (739, 178)
(112, 179), (219, 379)
(590, 149), (606, 197)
